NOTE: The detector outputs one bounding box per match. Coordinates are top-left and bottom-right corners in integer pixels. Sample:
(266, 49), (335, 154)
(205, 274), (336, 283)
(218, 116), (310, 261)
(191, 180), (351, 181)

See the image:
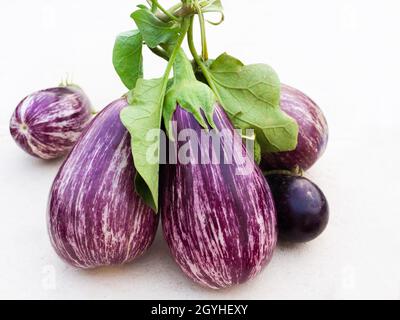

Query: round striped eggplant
(161, 105), (277, 289)
(261, 84), (329, 171)
(47, 98), (159, 269)
(10, 86), (92, 160)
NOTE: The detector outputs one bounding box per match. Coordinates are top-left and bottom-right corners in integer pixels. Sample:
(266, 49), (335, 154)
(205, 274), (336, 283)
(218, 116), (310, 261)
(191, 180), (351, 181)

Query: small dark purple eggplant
(266, 174), (329, 243)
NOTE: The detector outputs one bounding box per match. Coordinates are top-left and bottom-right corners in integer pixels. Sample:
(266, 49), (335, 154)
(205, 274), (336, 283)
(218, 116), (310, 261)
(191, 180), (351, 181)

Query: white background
(0, 0), (399, 300)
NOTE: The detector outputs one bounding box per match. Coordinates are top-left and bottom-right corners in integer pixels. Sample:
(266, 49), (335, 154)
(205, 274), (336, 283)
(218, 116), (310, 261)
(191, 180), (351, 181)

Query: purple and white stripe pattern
(10, 86), (92, 160)
(48, 98), (159, 269)
(261, 84), (329, 171)
(161, 105), (277, 289)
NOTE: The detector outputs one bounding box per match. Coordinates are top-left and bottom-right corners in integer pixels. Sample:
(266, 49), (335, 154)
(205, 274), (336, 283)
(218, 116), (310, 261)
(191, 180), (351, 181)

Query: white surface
(1, 0), (400, 300)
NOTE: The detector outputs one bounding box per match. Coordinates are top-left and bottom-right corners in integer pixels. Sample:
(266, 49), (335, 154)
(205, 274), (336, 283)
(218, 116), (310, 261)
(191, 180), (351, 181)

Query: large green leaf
(208, 53), (299, 152)
(131, 9), (180, 48)
(120, 78), (165, 212)
(112, 30), (143, 90)
(120, 16), (192, 213)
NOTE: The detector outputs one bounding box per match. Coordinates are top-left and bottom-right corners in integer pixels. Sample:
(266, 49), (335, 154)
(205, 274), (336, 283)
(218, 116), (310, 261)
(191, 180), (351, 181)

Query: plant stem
(194, 0), (208, 61)
(156, 1), (209, 22)
(167, 3), (182, 13)
(263, 166), (304, 177)
(148, 0), (157, 13)
(156, 3), (182, 21)
(150, 0), (181, 22)
(188, 17), (201, 69)
(188, 17), (221, 101)
(162, 17), (191, 83)
(149, 46), (170, 61)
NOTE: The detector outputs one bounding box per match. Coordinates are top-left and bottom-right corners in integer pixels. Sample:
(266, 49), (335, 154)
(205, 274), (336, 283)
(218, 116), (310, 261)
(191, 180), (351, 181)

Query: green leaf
(120, 16), (191, 213)
(209, 53), (243, 74)
(131, 9), (180, 48)
(112, 30), (143, 90)
(203, 0), (224, 13)
(120, 78), (165, 212)
(163, 49), (217, 139)
(207, 53), (299, 152)
(136, 4), (149, 10)
(254, 138), (262, 165)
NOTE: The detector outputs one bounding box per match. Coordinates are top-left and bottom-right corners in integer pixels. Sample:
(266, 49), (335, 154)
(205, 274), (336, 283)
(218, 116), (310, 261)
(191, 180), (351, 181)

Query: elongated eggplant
(261, 84), (329, 171)
(10, 86), (92, 160)
(161, 105), (277, 289)
(47, 98), (159, 268)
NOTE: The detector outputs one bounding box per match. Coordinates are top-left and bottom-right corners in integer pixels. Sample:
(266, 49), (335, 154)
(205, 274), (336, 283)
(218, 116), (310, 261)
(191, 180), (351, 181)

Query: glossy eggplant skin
(162, 105), (277, 289)
(267, 174), (329, 243)
(47, 98), (159, 269)
(261, 84), (329, 171)
(10, 86), (92, 160)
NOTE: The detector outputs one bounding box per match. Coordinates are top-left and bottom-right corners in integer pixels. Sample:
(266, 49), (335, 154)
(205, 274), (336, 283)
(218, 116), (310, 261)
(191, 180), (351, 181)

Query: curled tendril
(206, 12), (225, 26)
(201, 0), (225, 26)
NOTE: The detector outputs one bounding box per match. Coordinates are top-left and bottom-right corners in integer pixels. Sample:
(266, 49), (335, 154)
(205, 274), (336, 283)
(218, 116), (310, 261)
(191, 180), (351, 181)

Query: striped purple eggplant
(261, 84), (329, 171)
(10, 86), (92, 160)
(161, 105), (277, 289)
(47, 98), (159, 269)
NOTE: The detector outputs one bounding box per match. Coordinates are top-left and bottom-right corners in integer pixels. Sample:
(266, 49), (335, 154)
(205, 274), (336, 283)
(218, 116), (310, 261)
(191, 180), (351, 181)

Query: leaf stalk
(149, 0), (181, 22)
(188, 16), (221, 102)
(194, 0), (209, 61)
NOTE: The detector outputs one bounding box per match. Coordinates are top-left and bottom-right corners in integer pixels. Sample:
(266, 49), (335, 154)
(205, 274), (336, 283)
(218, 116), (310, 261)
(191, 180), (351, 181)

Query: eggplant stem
(149, 46), (170, 61)
(188, 17), (223, 106)
(263, 166), (304, 177)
